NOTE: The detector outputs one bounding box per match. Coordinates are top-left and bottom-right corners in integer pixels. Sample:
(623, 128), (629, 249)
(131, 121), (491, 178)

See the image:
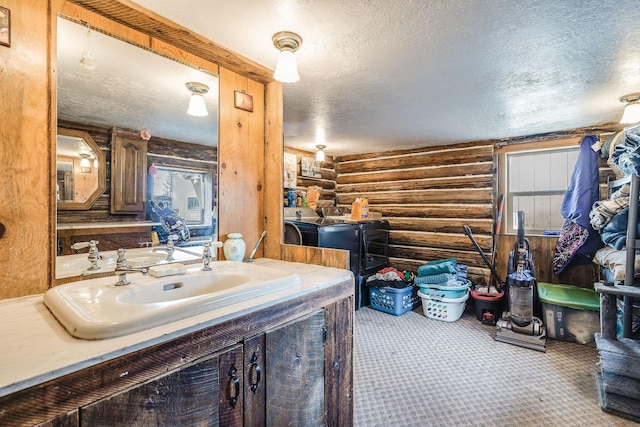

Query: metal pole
(623, 174), (638, 338)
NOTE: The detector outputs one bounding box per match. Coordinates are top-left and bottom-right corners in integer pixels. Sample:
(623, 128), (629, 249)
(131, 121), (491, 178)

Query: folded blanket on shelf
(593, 245), (640, 281)
(589, 184), (629, 231)
(601, 207), (640, 250)
(612, 123), (640, 175)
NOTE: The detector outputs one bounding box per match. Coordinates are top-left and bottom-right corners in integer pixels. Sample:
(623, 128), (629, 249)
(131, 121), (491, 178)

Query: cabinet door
(244, 333), (266, 427)
(266, 309), (326, 426)
(110, 132), (147, 213)
(33, 411), (78, 427)
(80, 353), (220, 426)
(218, 344), (244, 427)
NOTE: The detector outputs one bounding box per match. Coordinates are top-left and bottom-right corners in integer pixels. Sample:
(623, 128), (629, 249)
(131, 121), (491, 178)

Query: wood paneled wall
(283, 147), (337, 209)
(0, 0), (53, 299)
(336, 142), (495, 284)
(495, 235), (597, 289)
(217, 67), (265, 258)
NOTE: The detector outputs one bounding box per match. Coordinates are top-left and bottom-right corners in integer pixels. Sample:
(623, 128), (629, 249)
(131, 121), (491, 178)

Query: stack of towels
(414, 258), (467, 286)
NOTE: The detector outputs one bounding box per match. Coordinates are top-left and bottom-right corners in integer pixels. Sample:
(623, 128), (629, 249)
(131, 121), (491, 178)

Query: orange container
(351, 198), (369, 220)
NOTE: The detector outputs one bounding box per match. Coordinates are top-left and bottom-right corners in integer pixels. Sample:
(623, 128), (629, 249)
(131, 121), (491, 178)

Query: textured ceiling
(82, 1), (640, 155)
(57, 17), (219, 146)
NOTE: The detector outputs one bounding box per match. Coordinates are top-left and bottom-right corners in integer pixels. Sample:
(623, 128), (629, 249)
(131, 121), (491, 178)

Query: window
(149, 166), (212, 226)
(500, 139), (580, 235)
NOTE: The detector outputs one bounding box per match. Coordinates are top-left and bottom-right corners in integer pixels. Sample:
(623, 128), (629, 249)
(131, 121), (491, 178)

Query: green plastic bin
(536, 282), (600, 344)
(537, 282), (600, 310)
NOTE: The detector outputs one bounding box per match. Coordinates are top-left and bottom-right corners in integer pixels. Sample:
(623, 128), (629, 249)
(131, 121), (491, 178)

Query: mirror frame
(56, 128), (106, 210)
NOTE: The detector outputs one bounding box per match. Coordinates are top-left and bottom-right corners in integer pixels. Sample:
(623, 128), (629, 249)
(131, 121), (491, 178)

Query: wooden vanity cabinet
(80, 348), (231, 425)
(79, 311), (326, 427)
(0, 283), (353, 427)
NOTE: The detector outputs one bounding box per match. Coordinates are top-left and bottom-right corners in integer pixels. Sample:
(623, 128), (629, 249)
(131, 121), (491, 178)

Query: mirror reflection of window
(149, 166), (213, 227)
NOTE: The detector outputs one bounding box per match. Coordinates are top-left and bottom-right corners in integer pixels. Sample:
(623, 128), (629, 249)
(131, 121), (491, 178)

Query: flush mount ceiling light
(186, 82), (209, 117)
(620, 93), (640, 124)
(315, 144), (326, 162)
(79, 153), (91, 168)
(272, 31), (302, 83)
(79, 28), (97, 70)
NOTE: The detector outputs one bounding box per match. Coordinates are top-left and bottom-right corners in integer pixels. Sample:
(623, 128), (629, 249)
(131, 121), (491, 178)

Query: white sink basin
(117, 273), (250, 304)
(44, 261), (301, 340)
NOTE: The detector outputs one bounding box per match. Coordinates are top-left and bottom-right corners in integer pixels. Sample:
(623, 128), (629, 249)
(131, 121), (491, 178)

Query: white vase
(223, 233), (246, 262)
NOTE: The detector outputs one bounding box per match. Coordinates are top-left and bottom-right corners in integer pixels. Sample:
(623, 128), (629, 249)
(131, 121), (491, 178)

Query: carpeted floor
(353, 305), (638, 426)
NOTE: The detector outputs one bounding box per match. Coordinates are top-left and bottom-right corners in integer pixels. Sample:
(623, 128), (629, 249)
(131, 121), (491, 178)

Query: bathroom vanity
(0, 259), (354, 426)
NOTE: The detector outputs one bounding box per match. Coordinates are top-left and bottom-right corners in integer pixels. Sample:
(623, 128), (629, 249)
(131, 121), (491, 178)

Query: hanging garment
(553, 135), (603, 275)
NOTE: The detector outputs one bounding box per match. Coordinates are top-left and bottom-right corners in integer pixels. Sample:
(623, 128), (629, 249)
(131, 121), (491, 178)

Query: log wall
(336, 142), (495, 284)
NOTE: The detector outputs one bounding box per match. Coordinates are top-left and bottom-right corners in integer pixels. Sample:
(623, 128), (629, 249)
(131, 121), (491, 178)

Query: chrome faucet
(201, 241), (223, 271)
(152, 234), (178, 261)
(114, 248), (149, 286)
(202, 242), (213, 271)
(71, 240), (102, 271)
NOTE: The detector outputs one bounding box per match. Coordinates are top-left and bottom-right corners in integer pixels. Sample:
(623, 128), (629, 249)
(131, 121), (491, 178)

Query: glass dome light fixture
(620, 93), (640, 124)
(186, 82), (210, 117)
(79, 28), (97, 70)
(315, 144), (326, 162)
(79, 153), (91, 168)
(272, 31), (302, 83)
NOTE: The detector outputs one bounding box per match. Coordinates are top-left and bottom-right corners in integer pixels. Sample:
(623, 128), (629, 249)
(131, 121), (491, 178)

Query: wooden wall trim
(264, 81), (284, 259)
(59, 2), (219, 76)
(0, 0), (53, 298)
(65, 0), (270, 82)
(495, 136), (582, 153)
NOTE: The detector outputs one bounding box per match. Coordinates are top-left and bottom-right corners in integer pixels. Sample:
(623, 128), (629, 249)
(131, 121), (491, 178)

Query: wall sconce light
(272, 31), (302, 83)
(620, 93), (640, 124)
(186, 82), (209, 117)
(315, 145), (326, 162)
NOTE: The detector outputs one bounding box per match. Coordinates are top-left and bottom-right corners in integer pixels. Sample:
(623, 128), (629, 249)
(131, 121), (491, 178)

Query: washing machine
(283, 208), (360, 278)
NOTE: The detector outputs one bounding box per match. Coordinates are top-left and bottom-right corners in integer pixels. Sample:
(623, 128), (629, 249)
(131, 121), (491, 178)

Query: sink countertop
(56, 221), (161, 230)
(0, 259), (352, 398)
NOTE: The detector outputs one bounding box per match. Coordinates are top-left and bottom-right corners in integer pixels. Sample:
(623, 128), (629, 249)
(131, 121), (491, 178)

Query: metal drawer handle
(249, 352), (261, 394)
(228, 365), (240, 408)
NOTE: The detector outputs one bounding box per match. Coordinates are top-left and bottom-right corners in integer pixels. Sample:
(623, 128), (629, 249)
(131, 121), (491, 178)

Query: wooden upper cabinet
(110, 130), (147, 214)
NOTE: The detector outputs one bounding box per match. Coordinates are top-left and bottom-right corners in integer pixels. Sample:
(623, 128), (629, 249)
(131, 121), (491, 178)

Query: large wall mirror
(56, 14), (219, 275)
